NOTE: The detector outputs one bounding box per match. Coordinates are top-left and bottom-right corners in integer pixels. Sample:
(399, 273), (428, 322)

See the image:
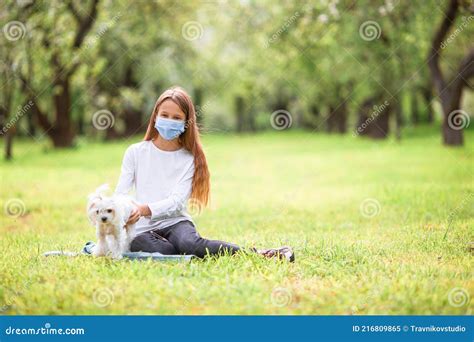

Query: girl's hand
(127, 208), (141, 225)
(138, 204), (151, 217)
(127, 205), (151, 225)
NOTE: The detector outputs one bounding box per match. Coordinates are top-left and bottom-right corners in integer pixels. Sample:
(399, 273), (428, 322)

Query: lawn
(0, 126), (472, 315)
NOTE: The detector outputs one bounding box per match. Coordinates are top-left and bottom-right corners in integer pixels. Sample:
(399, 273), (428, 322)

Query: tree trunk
(121, 64), (142, 137)
(421, 86), (434, 123)
(327, 106), (335, 132)
(395, 97), (402, 141)
(355, 98), (374, 137)
(1, 52), (15, 159)
(4, 125), (15, 160)
(123, 108), (143, 137)
(77, 111), (85, 136)
(235, 96), (245, 132)
(310, 104), (319, 119)
(442, 121), (463, 145)
(327, 102), (347, 134)
(194, 87), (203, 123)
(335, 102), (347, 133)
(442, 93), (464, 145)
(105, 126), (121, 140)
(427, 0), (473, 146)
(16, 0), (100, 148)
(27, 111), (36, 136)
(304, 103), (320, 130)
(411, 92), (419, 124)
(51, 78), (74, 147)
(356, 96), (390, 138)
(1, 106), (15, 160)
(248, 108), (257, 132)
(368, 104), (390, 139)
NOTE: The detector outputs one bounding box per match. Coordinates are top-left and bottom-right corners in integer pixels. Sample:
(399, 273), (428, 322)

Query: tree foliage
(0, 0), (472, 157)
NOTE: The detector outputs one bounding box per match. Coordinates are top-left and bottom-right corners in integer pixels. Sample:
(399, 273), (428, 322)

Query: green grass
(0, 126), (472, 315)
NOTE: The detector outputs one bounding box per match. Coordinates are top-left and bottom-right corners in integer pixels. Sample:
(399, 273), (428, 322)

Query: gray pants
(130, 220), (243, 258)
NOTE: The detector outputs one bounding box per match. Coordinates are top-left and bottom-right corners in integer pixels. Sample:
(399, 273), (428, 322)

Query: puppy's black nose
(101, 217), (107, 222)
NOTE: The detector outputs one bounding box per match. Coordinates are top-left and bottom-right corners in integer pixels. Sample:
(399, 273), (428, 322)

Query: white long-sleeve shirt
(114, 140), (194, 234)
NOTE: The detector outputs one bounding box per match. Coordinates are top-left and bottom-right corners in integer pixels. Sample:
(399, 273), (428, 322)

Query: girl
(115, 86), (294, 262)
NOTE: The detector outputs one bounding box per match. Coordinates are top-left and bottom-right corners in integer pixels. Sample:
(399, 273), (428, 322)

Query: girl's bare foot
(258, 246), (295, 262)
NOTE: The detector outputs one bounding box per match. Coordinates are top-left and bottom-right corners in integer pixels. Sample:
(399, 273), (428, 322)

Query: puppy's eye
(107, 209), (113, 213)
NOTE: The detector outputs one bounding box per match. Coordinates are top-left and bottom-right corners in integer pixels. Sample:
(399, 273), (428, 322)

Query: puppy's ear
(87, 200), (96, 211)
(87, 184), (109, 203)
(87, 193), (102, 203)
(87, 202), (98, 226)
(95, 184), (110, 196)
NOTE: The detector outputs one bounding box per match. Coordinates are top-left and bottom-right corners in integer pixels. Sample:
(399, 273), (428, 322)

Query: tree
(15, 0), (100, 147)
(428, 0), (473, 146)
(0, 51), (16, 160)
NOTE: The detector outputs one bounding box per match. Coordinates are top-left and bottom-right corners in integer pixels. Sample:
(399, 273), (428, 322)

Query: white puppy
(86, 184), (138, 259)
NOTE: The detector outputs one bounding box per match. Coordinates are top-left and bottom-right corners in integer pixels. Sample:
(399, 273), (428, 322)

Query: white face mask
(154, 117), (186, 140)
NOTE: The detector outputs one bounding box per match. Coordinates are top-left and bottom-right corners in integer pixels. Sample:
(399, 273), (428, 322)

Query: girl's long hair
(144, 86), (210, 207)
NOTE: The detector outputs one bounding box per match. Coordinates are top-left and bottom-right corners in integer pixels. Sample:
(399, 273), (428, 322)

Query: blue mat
(43, 241), (195, 262)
